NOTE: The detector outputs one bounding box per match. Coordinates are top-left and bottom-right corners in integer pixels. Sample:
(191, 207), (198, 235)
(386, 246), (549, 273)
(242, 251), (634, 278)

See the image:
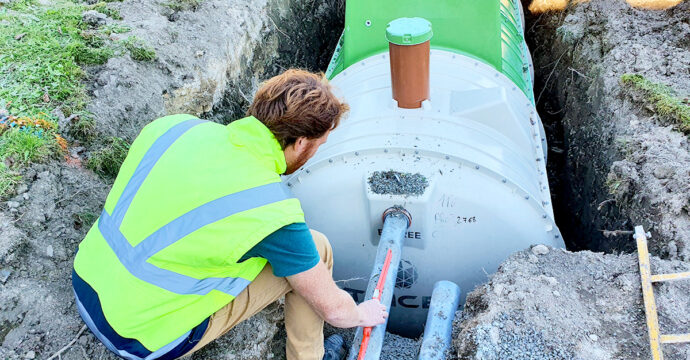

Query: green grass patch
(122, 36), (157, 61)
(0, 161), (21, 199)
(88, 2), (122, 20)
(100, 23), (131, 35)
(621, 74), (690, 133)
(0, 0), (123, 120)
(70, 116), (96, 141)
(68, 42), (114, 65)
(165, 0), (202, 12)
(0, 128), (56, 165)
(87, 136), (129, 178)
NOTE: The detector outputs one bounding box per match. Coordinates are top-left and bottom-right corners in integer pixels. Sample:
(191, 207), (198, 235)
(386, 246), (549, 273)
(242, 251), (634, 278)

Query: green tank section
(325, 0), (534, 102)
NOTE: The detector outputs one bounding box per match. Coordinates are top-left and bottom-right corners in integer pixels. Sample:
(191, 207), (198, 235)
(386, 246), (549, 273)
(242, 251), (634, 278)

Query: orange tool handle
(357, 328), (371, 360)
(357, 249), (393, 360)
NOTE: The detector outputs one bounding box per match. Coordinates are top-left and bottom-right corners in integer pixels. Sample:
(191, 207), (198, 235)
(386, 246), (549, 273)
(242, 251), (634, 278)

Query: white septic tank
(285, 7), (564, 337)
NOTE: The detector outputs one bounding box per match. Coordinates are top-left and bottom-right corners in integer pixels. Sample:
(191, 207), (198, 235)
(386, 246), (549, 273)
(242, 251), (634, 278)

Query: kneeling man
(72, 69), (387, 360)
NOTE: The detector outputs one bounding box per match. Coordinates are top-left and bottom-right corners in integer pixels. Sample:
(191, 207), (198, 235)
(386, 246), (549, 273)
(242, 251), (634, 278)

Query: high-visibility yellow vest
(73, 115), (305, 351)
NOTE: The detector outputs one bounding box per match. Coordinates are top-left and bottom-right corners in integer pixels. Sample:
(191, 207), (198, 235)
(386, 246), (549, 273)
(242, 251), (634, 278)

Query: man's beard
(284, 143), (316, 175)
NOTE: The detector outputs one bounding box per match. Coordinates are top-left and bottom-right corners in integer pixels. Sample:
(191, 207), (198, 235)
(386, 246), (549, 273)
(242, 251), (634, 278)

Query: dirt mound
(85, 0), (342, 141)
(453, 246), (690, 359)
(529, 0), (690, 260)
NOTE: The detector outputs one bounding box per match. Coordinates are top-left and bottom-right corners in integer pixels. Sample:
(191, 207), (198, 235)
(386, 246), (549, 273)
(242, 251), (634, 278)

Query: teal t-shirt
(240, 222), (320, 277)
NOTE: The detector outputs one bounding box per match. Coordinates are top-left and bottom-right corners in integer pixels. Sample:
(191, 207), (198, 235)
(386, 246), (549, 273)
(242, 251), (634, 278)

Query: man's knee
(309, 229), (333, 270)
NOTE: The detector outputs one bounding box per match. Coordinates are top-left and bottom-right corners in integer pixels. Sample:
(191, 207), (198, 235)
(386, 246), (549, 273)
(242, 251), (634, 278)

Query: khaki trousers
(184, 230), (333, 360)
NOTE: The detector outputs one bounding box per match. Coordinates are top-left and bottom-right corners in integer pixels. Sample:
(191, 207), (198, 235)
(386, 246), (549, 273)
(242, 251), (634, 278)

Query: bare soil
(0, 0), (342, 358)
(528, 0), (690, 258)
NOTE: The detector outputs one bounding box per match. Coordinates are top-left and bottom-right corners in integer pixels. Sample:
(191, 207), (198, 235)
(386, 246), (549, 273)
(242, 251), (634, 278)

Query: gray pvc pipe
(347, 210), (410, 360)
(417, 281), (462, 360)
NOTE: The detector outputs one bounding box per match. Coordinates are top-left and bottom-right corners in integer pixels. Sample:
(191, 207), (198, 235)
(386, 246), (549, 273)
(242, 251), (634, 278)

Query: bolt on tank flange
(382, 206), (412, 227)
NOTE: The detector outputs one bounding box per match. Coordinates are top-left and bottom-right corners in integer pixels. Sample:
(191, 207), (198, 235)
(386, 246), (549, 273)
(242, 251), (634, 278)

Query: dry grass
(625, 0), (683, 9)
(528, 0), (682, 13)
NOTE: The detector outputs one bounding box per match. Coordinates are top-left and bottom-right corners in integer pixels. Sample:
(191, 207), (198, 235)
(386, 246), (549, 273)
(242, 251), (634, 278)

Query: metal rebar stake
(347, 208), (411, 360)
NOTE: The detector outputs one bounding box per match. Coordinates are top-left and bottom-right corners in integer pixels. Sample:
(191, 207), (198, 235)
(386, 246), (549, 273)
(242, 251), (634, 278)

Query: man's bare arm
(287, 262), (387, 328)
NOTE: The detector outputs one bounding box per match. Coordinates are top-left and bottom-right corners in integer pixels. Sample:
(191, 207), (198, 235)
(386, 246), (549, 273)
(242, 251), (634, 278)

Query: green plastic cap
(386, 17), (433, 45)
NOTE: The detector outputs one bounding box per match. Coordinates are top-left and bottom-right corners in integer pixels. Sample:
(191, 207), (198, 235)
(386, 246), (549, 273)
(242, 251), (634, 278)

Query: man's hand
(356, 299), (388, 327)
(287, 262), (388, 328)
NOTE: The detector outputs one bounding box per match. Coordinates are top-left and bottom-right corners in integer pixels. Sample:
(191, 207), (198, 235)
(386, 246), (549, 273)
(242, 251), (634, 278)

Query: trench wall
(527, 0), (690, 259)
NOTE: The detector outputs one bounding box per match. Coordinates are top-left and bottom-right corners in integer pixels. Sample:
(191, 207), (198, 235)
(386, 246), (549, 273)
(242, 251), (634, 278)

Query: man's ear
(293, 136), (309, 153)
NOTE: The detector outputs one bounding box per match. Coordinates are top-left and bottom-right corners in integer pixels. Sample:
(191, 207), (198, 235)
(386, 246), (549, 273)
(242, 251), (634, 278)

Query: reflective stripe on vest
(98, 118), (293, 296)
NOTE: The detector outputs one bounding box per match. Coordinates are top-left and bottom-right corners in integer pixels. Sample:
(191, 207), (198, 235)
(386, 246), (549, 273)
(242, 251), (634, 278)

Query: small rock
(82, 10), (107, 27)
(96, 73), (110, 86)
(528, 254), (539, 263)
(531, 244), (550, 256)
(652, 165), (674, 179)
(553, 290), (561, 297)
(6, 200), (20, 209)
(539, 275), (559, 286)
(489, 326), (500, 345)
(46, 245), (54, 258)
(22, 193), (29, 200)
(25, 351), (35, 359)
(16, 184), (28, 194)
(195, 50), (205, 57)
(588, 334), (599, 342)
(0, 268), (11, 284)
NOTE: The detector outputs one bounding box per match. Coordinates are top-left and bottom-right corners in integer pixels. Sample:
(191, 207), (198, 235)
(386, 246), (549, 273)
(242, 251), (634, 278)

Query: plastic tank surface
(286, 0), (564, 337)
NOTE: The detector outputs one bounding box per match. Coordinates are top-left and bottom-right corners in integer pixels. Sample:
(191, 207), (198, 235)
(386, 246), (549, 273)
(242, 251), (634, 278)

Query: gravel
(380, 332), (421, 360)
(368, 170), (429, 196)
(325, 326), (422, 360)
(453, 247), (690, 359)
(471, 313), (573, 360)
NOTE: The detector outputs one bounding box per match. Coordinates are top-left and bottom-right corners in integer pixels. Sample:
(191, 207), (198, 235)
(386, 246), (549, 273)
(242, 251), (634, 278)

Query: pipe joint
(382, 207), (412, 228)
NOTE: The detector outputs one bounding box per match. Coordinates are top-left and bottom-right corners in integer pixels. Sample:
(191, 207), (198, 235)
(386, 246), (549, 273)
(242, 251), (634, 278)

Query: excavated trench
(205, 1), (675, 262)
(525, 1), (690, 260)
(203, 0), (345, 123)
(2, 0), (687, 359)
(529, 33), (632, 254)
(203, 3), (663, 357)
